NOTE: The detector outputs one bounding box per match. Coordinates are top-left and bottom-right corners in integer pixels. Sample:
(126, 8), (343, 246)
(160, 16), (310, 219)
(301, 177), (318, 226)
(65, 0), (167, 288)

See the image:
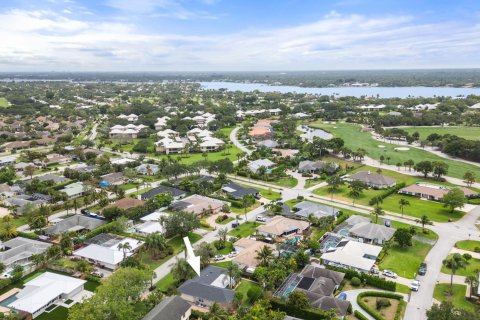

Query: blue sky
(0, 0), (479, 71)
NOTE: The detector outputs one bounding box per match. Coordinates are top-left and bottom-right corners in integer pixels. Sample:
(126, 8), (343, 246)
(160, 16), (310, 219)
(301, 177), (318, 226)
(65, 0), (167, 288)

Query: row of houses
(155, 128), (225, 154)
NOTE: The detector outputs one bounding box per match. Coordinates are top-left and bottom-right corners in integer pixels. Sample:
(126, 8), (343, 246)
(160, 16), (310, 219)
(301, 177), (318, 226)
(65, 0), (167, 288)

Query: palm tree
(398, 198), (410, 217)
(255, 245), (274, 267)
(465, 274), (479, 299)
(372, 206), (384, 224)
(326, 175), (343, 200)
(217, 228), (228, 246)
(416, 215), (431, 232)
(145, 233), (167, 259)
(117, 242), (132, 261)
(226, 263), (241, 289)
(207, 303), (228, 320)
(0, 215), (17, 239)
(443, 253), (468, 292)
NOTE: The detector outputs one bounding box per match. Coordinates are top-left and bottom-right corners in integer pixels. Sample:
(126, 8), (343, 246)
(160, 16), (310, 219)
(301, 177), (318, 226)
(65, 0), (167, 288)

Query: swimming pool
(0, 294), (18, 307)
(338, 228), (350, 237)
(282, 282), (298, 298)
(323, 241), (338, 251)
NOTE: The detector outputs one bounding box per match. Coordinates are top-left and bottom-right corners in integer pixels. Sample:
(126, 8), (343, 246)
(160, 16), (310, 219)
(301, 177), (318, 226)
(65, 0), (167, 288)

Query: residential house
(169, 195), (228, 215)
(344, 171), (396, 189)
(140, 185), (187, 201)
(43, 215), (106, 236)
(8, 272), (86, 319)
(154, 116), (170, 130)
(178, 265), (235, 309)
(221, 182), (259, 200)
(298, 161), (339, 174)
(268, 108), (282, 116)
(348, 222), (396, 245)
(117, 114), (138, 122)
(134, 221), (164, 236)
(109, 124), (147, 139)
(33, 173), (69, 185)
(248, 159), (275, 174)
(232, 238), (276, 273)
(0, 237), (52, 271)
(321, 240), (382, 273)
(257, 216), (309, 239)
(143, 296), (191, 320)
(43, 153), (71, 166)
(60, 182), (86, 199)
(274, 265), (349, 317)
(0, 156), (16, 167)
(292, 201), (340, 219)
(106, 198), (145, 211)
(100, 172), (125, 186)
(135, 163), (160, 175)
(73, 233), (143, 270)
(399, 183), (477, 201)
(248, 126), (273, 140)
(256, 139), (278, 149)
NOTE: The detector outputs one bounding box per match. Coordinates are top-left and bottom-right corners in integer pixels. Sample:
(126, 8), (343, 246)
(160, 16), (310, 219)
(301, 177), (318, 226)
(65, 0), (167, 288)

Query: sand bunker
(394, 147), (410, 151)
(378, 145), (386, 148)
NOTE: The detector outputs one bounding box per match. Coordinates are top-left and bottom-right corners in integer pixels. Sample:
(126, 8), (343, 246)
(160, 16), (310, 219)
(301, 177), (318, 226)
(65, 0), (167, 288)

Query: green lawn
(390, 220), (438, 241)
(441, 255), (480, 277)
(455, 240), (480, 252)
(395, 283), (411, 294)
(0, 98), (9, 108)
(139, 232), (202, 269)
(228, 221), (259, 238)
(308, 121), (480, 179)
(381, 194), (464, 222)
(433, 283), (476, 312)
(402, 126), (480, 141)
(36, 306), (69, 320)
(304, 177), (325, 189)
(235, 279), (262, 304)
(230, 201), (261, 214)
(212, 260), (233, 268)
(379, 240), (432, 279)
(240, 184), (281, 200)
(216, 241), (233, 255)
(85, 280), (101, 292)
(155, 273), (176, 291)
(273, 177), (298, 188)
(217, 217), (235, 225)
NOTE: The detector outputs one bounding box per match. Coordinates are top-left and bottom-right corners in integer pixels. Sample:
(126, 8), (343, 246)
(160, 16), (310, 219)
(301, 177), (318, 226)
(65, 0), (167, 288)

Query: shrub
(297, 195), (304, 200)
(351, 277), (361, 286)
(463, 253), (472, 261)
(357, 291), (403, 320)
(474, 247), (480, 253)
(270, 298), (340, 320)
(368, 182), (406, 206)
(325, 265), (396, 291)
(376, 298), (391, 310)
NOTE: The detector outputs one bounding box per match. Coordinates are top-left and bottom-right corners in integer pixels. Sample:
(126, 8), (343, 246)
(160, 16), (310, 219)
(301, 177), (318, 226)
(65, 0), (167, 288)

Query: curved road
(230, 126), (253, 155)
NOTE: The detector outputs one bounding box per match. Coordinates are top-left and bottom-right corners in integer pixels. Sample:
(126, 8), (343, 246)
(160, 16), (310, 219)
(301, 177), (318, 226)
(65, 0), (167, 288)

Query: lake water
(199, 81), (480, 98)
(297, 125), (332, 141)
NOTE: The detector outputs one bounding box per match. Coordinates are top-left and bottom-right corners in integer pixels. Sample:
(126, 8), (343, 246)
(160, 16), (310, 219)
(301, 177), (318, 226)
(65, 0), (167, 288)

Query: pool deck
(0, 288), (20, 303)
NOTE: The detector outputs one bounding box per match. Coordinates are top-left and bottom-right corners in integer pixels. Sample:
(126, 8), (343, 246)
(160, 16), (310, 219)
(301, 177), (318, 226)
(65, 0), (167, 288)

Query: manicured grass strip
(228, 221), (259, 238)
(441, 255), (480, 277)
(379, 240), (432, 279)
(433, 283), (476, 312)
(216, 241), (233, 255)
(36, 306), (69, 320)
(308, 121), (480, 179)
(402, 126), (480, 141)
(212, 260), (232, 268)
(235, 279), (262, 304)
(455, 240), (480, 252)
(273, 177), (298, 188)
(0, 98), (9, 108)
(156, 273), (176, 291)
(239, 184), (281, 200)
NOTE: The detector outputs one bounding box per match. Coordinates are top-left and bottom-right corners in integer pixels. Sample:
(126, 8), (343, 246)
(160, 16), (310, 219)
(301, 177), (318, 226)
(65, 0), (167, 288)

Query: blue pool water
(282, 283), (297, 298)
(338, 228), (350, 237)
(0, 294), (18, 307)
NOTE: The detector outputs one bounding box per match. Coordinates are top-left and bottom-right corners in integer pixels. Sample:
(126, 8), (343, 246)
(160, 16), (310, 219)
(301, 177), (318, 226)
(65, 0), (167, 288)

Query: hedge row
(368, 182), (406, 206)
(17, 231), (39, 240)
(354, 310), (369, 320)
(325, 265), (396, 291)
(270, 298), (344, 320)
(84, 221), (123, 240)
(357, 291), (404, 320)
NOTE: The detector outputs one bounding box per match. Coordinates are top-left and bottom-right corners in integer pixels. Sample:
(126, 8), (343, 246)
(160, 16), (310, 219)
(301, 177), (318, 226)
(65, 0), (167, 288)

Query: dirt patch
(362, 297), (400, 320)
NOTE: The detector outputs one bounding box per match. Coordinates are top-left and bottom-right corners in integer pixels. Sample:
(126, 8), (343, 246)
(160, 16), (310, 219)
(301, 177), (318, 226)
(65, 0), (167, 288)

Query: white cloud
(0, 8), (478, 71)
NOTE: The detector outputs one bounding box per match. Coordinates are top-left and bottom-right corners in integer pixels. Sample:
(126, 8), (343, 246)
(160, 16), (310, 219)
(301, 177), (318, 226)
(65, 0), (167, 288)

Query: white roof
(74, 238), (143, 266)
(140, 210), (170, 222)
(321, 241), (382, 271)
(9, 272), (86, 314)
(135, 221), (164, 234)
(111, 158), (135, 165)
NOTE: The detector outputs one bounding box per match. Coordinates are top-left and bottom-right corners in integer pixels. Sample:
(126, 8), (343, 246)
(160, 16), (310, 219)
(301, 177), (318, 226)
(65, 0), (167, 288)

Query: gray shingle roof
(44, 215), (106, 235)
(0, 237), (52, 267)
(293, 201), (339, 218)
(348, 222), (396, 241)
(140, 185), (187, 200)
(222, 182), (259, 199)
(178, 266), (234, 303)
(142, 296), (191, 320)
(347, 171), (396, 187)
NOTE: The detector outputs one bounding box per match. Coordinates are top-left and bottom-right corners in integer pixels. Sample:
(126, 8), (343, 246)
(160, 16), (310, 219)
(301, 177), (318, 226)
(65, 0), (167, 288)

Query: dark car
(231, 222), (240, 228)
(418, 262), (427, 276)
(80, 209), (90, 215)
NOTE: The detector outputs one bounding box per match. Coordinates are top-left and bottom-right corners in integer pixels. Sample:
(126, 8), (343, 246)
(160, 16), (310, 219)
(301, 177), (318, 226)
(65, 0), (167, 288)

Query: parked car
(227, 251), (238, 258)
(256, 215), (267, 222)
(81, 209), (90, 215)
(410, 280), (420, 291)
(384, 219), (391, 227)
(231, 222), (240, 228)
(370, 266), (379, 275)
(418, 262), (427, 276)
(213, 255), (225, 261)
(91, 271), (104, 278)
(382, 270), (397, 279)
